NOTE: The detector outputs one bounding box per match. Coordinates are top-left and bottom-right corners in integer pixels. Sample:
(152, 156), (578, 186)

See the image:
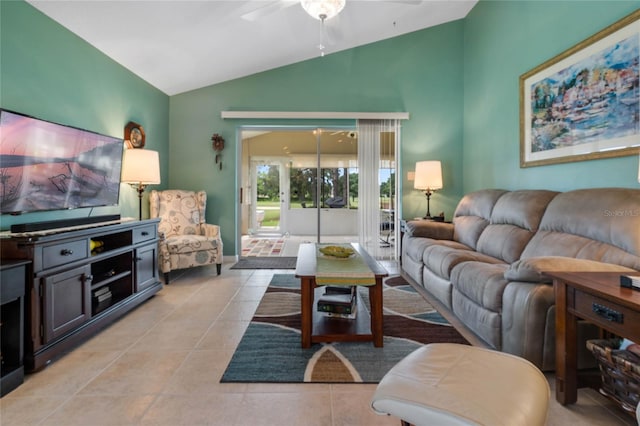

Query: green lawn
(256, 199), (364, 227)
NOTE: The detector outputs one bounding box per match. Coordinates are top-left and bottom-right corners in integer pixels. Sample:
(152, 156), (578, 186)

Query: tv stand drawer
(42, 240), (88, 269)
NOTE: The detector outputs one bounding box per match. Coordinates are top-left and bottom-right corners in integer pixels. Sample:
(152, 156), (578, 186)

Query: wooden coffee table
(295, 243), (388, 348)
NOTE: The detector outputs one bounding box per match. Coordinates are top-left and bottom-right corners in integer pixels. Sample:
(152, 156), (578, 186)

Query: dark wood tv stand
(0, 219), (162, 372)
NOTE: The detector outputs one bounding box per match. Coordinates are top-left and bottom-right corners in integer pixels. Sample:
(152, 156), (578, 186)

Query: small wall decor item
(520, 9), (639, 168)
(124, 121), (145, 149)
(212, 133), (225, 170)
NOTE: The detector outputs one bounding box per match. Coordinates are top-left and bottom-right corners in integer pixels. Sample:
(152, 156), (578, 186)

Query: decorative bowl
(319, 245), (355, 258)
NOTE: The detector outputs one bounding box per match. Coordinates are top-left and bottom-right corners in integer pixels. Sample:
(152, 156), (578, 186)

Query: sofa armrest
(505, 256), (638, 283)
(404, 220), (454, 240)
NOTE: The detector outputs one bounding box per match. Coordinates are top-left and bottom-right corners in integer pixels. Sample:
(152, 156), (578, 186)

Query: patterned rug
(241, 238), (285, 256)
(221, 274), (468, 383)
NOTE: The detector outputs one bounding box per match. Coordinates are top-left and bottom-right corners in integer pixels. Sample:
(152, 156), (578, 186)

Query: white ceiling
(27, 0), (477, 96)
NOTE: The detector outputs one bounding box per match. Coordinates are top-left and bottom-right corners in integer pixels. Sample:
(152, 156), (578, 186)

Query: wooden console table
(295, 243), (387, 348)
(550, 271), (640, 405)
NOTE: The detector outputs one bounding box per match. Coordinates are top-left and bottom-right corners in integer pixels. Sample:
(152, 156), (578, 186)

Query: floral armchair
(149, 190), (222, 284)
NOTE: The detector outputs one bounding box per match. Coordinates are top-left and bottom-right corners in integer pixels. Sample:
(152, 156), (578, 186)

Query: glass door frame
(236, 124), (399, 259)
(249, 157), (288, 236)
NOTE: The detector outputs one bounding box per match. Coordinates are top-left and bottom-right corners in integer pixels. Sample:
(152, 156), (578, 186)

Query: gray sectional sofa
(401, 188), (640, 371)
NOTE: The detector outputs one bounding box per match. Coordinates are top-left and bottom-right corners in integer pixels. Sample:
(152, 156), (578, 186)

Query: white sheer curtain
(357, 119), (400, 259)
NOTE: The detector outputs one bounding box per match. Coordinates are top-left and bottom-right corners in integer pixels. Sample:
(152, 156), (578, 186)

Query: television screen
(0, 109), (124, 215)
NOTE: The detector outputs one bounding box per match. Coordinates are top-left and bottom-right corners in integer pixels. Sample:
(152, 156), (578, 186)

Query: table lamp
(121, 149), (161, 220)
(414, 160), (443, 219)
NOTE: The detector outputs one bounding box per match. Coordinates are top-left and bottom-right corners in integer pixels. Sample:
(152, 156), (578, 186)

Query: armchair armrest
(505, 256), (638, 283)
(404, 220), (454, 240)
(202, 223), (221, 239)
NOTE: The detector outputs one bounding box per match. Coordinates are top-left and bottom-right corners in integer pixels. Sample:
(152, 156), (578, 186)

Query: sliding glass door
(240, 125), (398, 259)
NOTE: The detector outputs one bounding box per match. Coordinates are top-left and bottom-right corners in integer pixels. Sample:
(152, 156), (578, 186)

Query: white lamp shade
(414, 161), (443, 191)
(300, 0), (346, 20)
(121, 149), (161, 185)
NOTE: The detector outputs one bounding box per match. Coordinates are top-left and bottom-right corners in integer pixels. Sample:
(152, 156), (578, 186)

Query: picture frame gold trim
(519, 9), (640, 168)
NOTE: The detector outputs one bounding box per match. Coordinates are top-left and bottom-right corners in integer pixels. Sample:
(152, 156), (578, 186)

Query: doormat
(230, 257), (297, 270)
(241, 238), (285, 256)
(220, 274), (469, 383)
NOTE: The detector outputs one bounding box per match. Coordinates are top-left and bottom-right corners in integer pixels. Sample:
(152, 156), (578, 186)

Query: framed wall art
(520, 9), (639, 168)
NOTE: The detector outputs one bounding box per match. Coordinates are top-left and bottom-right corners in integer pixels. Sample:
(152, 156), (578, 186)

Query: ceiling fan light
(301, 0), (346, 20)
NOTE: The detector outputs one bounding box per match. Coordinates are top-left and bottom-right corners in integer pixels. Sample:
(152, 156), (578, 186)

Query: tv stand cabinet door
(135, 242), (159, 292)
(42, 264), (92, 342)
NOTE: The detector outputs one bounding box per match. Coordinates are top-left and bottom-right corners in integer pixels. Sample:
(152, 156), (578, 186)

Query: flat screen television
(0, 109), (124, 215)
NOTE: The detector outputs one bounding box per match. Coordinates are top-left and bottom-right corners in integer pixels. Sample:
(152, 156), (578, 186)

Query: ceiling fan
(242, 0), (422, 55)
(242, 0), (421, 22)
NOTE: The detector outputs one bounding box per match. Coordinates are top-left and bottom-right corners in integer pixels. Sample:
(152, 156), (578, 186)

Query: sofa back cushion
(452, 189), (507, 250)
(476, 190), (558, 263)
(521, 188), (640, 270)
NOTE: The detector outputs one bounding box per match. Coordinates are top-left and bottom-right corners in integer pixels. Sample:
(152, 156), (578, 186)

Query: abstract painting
(520, 10), (639, 167)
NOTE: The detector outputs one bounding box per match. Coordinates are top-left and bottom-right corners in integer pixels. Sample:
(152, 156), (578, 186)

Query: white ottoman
(371, 343), (550, 426)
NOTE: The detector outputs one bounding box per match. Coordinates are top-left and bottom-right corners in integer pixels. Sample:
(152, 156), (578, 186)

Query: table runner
(315, 243), (375, 286)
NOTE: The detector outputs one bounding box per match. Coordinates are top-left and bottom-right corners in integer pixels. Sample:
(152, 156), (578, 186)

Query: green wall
(463, 0), (640, 191)
(0, 1), (169, 231)
(170, 21), (465, 255)
(3, 0), (638, 255)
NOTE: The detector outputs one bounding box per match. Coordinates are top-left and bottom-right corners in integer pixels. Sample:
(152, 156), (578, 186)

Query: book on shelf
(323, 310), (357, 320)
(96, 291), (112, 303)
(317, 286), (357, 315)
(323, 286), (355, 295)
(93, 286), (111, 298)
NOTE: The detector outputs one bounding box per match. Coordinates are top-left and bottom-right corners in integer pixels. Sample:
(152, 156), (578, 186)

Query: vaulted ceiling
(27, 0), (477, 95)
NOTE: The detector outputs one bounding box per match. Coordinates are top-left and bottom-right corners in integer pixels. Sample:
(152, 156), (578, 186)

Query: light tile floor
(0, 261), (637, 425)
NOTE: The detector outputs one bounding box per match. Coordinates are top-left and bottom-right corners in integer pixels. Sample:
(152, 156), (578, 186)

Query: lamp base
(128, 183), (148, 221)
(422, 191), (433, 220)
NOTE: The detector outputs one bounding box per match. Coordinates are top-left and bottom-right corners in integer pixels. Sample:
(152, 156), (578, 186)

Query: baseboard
(224, 255), (239, 264)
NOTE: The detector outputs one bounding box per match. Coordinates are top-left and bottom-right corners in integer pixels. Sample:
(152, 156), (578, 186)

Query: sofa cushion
(505, 256), (638, 283)
(451, 189), (507, 250)
(450, 262), (510, 349)
(521, 188), (640, 270)
(476, 190), (558, 263)
(423, 245), (504, 280)
(490, 190), (558, 231)
(522, 231), (640, 271)
(451, 262), (509, 313)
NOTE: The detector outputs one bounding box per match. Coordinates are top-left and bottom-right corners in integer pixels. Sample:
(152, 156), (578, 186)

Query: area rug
(221, 274), (468, 383)
(241, 238), (286, 256)
(230, 257), (297, 270)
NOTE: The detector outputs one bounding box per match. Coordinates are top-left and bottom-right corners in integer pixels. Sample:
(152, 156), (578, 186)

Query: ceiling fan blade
(241, 0), (298, 22)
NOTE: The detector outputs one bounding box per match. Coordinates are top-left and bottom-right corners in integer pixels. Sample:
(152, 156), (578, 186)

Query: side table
(549, 271), (640, 405)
